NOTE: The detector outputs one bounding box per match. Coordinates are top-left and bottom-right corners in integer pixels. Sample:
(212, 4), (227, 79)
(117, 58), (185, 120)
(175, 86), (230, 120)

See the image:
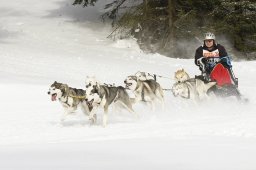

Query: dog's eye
(53, 88), (55, 90)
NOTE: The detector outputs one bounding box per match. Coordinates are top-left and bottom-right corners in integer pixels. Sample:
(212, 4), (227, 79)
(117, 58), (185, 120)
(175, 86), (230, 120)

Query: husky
(47, 81), (91, 122)
(172, 79), (216, 100)
(124, 75), (164, 110)
(135, 71), (155, 81)
(174, 69), (190, 83)
(85, 77), (136, 127)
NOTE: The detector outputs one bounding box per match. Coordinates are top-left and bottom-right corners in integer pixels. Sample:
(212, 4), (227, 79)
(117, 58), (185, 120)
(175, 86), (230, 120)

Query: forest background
(73, 0), (256, 60)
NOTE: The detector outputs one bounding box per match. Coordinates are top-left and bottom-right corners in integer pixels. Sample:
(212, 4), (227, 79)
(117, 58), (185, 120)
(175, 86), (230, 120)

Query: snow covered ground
(1, 0), (256, 169)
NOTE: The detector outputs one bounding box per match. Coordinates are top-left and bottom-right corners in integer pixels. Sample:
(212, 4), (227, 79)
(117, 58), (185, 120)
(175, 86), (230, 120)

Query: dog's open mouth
(51, 93), (57, 101)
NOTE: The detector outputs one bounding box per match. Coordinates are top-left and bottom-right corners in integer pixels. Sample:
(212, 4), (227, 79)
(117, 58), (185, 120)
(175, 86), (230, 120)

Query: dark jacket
(194, 43), (228, 66)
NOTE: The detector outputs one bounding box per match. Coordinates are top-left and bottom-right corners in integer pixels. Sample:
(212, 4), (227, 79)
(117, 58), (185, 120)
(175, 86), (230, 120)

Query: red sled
(210, 63), (232, 86)
(207, 63), (242, 100)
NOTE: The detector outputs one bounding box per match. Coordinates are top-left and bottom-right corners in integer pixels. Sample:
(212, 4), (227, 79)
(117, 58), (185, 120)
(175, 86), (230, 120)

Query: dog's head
(174, 69), (190, 83)
(124, 75), (138, 91)
(47, 81), (68, 101)
(135, 71), (154, 81)
(86, 92), (101, 107)
(85, 83), (99, 96)
(85, 76), (100, 89)
(85, 76), (100, 97)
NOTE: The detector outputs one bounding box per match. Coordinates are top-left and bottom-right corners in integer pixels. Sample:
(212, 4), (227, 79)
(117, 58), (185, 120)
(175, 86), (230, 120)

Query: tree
(73, 0), (256, 59)
(213, 0), (256, 56)
(72, 0), (98, 7)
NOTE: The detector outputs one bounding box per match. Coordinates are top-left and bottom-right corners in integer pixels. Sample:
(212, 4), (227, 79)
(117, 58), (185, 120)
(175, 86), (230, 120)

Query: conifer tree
(73, 0), (256, 59)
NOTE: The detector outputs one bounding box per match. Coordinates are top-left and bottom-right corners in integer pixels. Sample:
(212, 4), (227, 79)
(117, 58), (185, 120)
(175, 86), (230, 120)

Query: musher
(194, 32), (238, 87)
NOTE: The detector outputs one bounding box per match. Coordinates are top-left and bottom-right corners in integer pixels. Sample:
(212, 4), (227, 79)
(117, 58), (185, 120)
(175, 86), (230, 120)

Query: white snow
(1, 0), (256, 170)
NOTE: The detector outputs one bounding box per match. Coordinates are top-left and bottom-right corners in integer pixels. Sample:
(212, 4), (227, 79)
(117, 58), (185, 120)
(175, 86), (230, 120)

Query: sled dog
(48, 81), (91, 121)
(85, 77), (136, 127)
(174, 69), (190, 83)
(135, 71), (155, 81)
(172, 79), (216, 100)
(124, 75), (164, 110)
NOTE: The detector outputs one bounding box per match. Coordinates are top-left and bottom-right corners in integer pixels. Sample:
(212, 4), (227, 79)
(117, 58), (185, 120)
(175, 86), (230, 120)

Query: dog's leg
(103, 105), (109, 127)
(88, 107), (97, 125)
(81, 101), (90, 116)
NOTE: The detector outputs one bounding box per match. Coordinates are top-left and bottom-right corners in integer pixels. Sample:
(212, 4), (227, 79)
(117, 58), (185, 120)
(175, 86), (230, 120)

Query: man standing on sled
(194, 32), (238, 87)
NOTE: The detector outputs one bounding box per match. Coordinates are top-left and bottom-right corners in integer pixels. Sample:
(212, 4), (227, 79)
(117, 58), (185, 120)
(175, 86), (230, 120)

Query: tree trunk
(143, 0), (148, 19)
(168, 0), (176, 49)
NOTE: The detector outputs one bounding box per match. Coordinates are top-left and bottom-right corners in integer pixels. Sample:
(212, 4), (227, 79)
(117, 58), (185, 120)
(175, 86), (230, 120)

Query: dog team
(47, 69), (218, 127)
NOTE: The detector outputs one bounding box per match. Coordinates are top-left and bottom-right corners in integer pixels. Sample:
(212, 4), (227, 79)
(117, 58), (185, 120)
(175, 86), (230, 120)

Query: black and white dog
(85, 76), (136, 127)
(48, 81), (92, 122)
(124, 75), (164, 110)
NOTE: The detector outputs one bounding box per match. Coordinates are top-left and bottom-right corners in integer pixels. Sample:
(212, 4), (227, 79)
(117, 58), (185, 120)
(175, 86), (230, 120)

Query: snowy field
(1, 0), (256, 170)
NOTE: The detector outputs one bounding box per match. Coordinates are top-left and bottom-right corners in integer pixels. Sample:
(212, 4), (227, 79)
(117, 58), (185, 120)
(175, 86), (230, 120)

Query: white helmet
(204, 32), (215, 40)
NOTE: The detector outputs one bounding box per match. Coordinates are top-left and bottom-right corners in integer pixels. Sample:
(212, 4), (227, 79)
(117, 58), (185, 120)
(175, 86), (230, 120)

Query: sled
(196, 60), (244, 101)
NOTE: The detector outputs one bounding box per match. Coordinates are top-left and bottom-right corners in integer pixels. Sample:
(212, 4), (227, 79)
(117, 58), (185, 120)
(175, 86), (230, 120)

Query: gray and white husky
(48, 81), (91, 121)
(172, 78), (216, 100)
(85, 76), (136, 127)
(124, 75), (164, 110)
